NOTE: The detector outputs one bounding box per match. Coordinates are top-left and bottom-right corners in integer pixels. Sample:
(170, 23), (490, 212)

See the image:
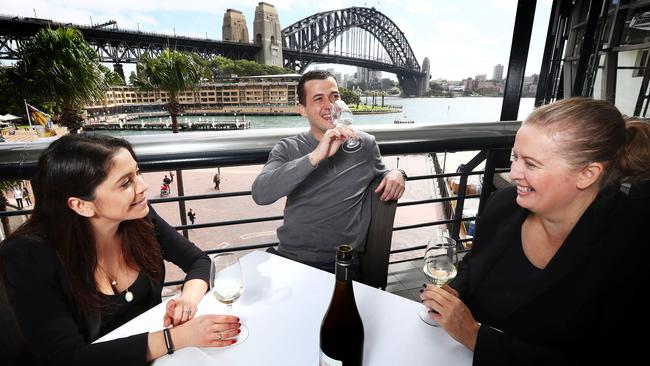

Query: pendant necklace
(100, 264), (134, 302)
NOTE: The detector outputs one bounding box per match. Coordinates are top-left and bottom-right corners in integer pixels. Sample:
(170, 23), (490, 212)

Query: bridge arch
(282, 7), (420, 73)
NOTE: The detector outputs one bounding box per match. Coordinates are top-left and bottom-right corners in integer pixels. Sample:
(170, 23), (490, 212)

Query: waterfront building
(84, 74), (301, 118)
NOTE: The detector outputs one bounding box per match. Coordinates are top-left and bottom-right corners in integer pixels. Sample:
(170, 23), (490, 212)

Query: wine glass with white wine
(211, 253), (249, 343)
(331, 99), (363, 153)
(419, 236), (458, 326)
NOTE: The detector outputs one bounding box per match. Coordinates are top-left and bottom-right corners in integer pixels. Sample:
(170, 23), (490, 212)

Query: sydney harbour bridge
(0, 6), (430, 96)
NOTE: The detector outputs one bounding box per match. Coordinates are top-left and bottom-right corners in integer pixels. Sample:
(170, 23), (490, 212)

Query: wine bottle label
(319, 349), (343, 366)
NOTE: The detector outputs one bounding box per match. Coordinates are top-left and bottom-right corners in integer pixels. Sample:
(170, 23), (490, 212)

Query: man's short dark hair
(297, 70), (337, 106)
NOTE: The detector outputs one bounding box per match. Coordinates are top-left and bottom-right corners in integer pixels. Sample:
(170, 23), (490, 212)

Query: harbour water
(91, 97), (535, 137)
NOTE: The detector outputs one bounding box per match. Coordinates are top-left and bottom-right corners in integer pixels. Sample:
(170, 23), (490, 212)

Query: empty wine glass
(331, 99), (363, 153)
(419, 236), (457, 326)
(211, 253), (249, 343)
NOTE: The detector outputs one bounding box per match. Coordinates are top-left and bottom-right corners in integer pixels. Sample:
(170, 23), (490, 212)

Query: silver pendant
(125, 290), (134, 302)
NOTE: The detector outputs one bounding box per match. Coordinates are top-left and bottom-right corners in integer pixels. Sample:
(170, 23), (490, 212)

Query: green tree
(207, 56), (293, 78)
(98, 65), (125, 85)
(0, 181), (21, 236)
(15, 27), (109, 133)
(0, 68), (24, 116)
(128, 71), (138, 85)
(339, 87), (361, 106)
(132, 49), (203, 133)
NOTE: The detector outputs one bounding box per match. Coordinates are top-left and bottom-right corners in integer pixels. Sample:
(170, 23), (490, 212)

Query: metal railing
(0, 121), (519, 285)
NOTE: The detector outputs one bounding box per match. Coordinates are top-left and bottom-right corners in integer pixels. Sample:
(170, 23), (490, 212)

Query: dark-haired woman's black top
(0, 206), (210, 366)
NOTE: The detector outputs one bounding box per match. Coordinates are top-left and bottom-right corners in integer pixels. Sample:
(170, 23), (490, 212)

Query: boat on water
(394, 114), (414, 124)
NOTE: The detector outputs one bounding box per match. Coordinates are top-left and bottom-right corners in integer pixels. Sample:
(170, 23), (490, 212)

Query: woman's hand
(164, 279), (208, 327)
(420, 284), (480, 351)
(164, 298), (198, 327)
(172, 314), (241, 348)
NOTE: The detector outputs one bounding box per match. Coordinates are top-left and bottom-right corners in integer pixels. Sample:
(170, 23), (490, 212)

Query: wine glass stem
(227, 304), (233, 314)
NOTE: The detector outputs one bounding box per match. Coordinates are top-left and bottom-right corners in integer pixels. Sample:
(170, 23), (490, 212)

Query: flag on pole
(25, 103), (57, 137)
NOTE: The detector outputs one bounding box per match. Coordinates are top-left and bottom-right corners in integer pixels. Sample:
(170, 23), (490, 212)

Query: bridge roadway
(0, 15), (260, 62)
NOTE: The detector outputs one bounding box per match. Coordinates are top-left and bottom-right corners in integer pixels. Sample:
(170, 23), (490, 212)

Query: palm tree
(15, 27), (108, 134)
(132, 49), (203, 133)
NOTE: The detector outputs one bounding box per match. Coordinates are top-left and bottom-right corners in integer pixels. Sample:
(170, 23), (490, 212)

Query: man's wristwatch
(397, 169), (408, 180)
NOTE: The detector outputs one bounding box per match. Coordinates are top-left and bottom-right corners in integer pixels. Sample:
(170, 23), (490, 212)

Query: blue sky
(1, 0), (552, 80)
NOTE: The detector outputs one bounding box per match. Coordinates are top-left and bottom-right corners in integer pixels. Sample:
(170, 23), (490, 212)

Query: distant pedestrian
(169, 171), (174, 182)
(23, 187), (32, 206)
(213, 173), (221, 190)
(13, 187), (23, 208)
(187, 208), (196, 225)
(163, 175), (172, 185)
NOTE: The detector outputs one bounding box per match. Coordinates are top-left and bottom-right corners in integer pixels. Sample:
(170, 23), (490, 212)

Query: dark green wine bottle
(319, 245), (364, 365)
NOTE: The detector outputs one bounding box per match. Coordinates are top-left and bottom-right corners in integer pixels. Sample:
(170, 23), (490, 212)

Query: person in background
(12, 186), (23, 209)
(162, 175), (172, 186)
(22, 187), (32, 206)
(187, 208), (196, 225)
(0, 134), (239, 366)
(251, 70), (406, 273)
(213, 173), (221, 190)
(421, 97), (650, 364)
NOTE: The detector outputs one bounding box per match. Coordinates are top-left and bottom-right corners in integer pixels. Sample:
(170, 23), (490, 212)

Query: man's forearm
(252, 155), (316, 205)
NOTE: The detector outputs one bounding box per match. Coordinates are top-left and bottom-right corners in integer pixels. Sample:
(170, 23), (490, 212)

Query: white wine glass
(211, 253), (249, 343)
(419, 236), (457, 326)
(331, 99), (363, 153)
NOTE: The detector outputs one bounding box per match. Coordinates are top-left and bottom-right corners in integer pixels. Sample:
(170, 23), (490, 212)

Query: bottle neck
(335, 260), (352, 282)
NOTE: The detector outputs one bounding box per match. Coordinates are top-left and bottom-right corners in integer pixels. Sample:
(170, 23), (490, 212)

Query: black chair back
(358, 177), (398, 290)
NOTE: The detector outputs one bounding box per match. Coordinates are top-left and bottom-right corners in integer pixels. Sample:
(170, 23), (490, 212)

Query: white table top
(96, 250), (472, 365)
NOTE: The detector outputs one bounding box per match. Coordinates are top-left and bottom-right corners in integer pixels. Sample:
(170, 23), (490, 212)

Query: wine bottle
(319, 245), (364, 366)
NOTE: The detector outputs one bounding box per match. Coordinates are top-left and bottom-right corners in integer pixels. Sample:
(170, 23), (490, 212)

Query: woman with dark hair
(421, 98), (650, 364)
(0, 134), (240, 366)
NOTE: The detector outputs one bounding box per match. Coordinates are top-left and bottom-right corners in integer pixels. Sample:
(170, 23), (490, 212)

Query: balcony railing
(0, 121), (519, 286)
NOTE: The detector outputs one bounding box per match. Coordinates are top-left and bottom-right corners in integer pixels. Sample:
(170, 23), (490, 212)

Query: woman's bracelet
(162, 327), (174, 355)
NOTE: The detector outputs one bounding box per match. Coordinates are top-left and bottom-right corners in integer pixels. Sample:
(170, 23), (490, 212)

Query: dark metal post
(450, 150), (487, 241)
(501, 0), (537, 122)
(176, 169), (189, 238)
(601, 2), (628, 104)
(571, 0), (604, 96)
(478, 150), (498, 216)
(497, 0), (536, 168)
(535, 0), (560, 106)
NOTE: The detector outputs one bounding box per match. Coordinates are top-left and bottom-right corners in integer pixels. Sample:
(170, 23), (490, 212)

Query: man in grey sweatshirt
(251, 70), (406, 272)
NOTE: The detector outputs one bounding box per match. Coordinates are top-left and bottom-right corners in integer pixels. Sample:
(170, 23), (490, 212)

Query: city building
(356, 66), (382, 83)
(492, 64), (504, 82)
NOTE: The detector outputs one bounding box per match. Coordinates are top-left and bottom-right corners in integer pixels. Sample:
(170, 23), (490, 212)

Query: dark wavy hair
(297, 70), (336, 106)
(4, 134), (162, 310)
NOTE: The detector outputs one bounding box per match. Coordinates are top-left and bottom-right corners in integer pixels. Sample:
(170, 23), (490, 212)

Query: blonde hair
(524, 97), (649, 188)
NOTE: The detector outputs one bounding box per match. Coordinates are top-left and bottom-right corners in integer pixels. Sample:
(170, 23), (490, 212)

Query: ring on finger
(216, 331), (223, 341)
(184, 309), (192, 315)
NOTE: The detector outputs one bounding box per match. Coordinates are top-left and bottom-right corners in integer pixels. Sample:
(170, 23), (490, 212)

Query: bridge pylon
(223, 9), (249, 43)
(253, 2), (283, 67)
(113, 63), (125, 84)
